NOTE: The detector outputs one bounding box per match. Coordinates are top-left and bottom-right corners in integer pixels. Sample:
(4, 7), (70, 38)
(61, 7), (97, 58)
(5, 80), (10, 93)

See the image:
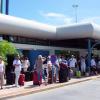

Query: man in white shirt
(91, 58), (96, 67)
(13, 55), (21, 87)
(69, 55), (77, 76)
(90, 57), (97, 75)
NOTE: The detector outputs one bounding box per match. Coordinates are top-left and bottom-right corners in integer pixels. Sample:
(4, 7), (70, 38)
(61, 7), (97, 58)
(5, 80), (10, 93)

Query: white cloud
(42, 12), (66, 18)
(64, 18), (73, 24)
(40, 12), (74, 26)
(80, 16), (100, 24)
(39, 11), (100, 26)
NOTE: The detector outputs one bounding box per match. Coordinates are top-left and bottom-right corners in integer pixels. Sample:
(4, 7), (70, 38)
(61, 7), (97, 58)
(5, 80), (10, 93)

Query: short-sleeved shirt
(91, 59), (96, 67)
(13, 59), (22, 72)
(69, 58), (77, 68)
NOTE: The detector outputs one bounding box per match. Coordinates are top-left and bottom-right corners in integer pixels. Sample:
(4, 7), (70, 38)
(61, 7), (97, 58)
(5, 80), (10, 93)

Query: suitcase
(70, 69), (74, 78)
(59, 62), (68, 83)
(33, 71), (42, 85)
(18, 74), (25, 86)
(30, 71), (34, 81)
(59, 68), (68, 83)
(6, 72), (15, 85)
(48, 71), (52, 84)
(48, 70), (56, 84)
(24, 71), (31, 81)
(85, 72), (89, 77)
(76, 71), (81, 78)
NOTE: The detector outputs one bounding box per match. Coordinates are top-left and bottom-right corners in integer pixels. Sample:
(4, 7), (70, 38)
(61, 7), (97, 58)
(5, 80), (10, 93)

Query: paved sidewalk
(0, 75), (100, 100)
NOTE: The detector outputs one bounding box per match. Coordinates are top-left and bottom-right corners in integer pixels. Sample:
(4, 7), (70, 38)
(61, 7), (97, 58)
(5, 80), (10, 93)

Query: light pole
(0, 0), (3, 13)
(5, 0), (9, 15)
(72, 4), (78, 23)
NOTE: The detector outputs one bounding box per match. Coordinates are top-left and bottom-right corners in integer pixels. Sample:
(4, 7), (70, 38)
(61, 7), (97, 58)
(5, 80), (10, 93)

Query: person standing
(55, 58), (60, 81)
(13, 55), (21, 87)
(59, 56), (68, 83)
(80, 56), (86, 75)
(68, 55), (77, 76)
(90, 57), (97, 75)
(0, 56), (5, 89)
(21, 56), (30, 72)
(47, 56), (52, 84)
(34, 55), (46, 85)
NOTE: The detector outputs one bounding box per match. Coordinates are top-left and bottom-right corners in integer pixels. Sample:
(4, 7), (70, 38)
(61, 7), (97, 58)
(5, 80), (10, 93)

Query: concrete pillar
(87, 39), (91, 72)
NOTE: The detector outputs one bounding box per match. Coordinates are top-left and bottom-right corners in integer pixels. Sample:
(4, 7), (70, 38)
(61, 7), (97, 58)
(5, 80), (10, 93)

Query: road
(9, 78), (100, 100)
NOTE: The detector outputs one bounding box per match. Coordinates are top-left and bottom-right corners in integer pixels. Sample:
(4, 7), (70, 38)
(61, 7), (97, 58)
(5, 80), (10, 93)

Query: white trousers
(81, 65), (86, 72)
(15, 71), (20, 86)
(0, 72), (4, 88)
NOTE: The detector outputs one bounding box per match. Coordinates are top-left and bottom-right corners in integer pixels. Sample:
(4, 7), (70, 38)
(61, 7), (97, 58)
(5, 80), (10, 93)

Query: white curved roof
(0, 14), (56, 39)
(0, 14), (100, 40)
(56, 23), (94, 40)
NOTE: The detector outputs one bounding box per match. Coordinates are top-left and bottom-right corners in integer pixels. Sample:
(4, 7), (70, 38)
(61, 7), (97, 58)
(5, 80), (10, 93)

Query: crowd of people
(0, 54), (100, 89)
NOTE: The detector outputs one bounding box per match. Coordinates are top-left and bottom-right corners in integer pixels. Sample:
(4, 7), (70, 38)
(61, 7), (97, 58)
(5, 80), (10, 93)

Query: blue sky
(4, 0), (100, 26)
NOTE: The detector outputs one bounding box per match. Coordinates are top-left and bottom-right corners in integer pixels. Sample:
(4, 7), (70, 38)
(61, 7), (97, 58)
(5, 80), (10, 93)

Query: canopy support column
(87, 39), (91, 72)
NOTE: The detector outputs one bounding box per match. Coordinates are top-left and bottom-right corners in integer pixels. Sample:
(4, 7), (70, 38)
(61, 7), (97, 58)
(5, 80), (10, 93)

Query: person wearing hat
(13, 55), (21, 87)
(0, 56), (5, 89)
(68, 55), (77, 76)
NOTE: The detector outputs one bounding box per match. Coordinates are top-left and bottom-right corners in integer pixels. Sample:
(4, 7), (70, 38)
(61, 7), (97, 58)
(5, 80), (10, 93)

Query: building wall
(28, 50), (49, 68)
(14, 43), (87, 57)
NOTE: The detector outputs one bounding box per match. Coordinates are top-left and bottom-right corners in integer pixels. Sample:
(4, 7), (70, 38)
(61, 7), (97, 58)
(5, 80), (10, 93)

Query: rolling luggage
(59, 68), (68, 83)
(76, 70), (81, 78)
(48, 70), (52, 84)
(59, 63), (68, 83)
(48, 70), (56, 84)
(70, 69), (74, 78)
(18, 74), (25, 86)
(33, 71), (42, 85)
(85, 72), (89, 77)
(30, 71), (34, 81)
(24, 71), (31, 81)
(6, 72), (15, 85)
(67, 68), (73, 80)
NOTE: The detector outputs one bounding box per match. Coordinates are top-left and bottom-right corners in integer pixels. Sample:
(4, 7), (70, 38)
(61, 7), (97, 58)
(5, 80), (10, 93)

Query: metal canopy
(0, 14), (100, 40)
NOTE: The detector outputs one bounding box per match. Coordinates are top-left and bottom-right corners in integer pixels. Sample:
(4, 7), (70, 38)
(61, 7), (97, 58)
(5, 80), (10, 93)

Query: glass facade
(1, 34), (100, 49)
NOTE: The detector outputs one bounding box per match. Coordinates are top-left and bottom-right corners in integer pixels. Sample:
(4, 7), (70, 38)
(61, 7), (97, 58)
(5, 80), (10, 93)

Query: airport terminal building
(0, 14), (100, 66)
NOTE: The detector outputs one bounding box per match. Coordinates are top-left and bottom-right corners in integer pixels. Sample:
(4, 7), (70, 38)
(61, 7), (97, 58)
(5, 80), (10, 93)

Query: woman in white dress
(80, 56), (86, 75)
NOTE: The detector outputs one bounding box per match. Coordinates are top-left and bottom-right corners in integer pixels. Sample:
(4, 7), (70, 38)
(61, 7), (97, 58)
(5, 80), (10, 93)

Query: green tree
(0, 40), (18, 62)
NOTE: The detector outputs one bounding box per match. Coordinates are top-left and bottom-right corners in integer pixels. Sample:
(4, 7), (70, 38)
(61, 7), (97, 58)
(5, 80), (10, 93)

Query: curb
(1, 76), (100, 100)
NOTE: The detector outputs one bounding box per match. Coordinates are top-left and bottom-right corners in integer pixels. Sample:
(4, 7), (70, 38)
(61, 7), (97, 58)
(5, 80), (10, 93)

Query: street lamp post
(0, 0), (3, 13)
(72, 4), (78, 23)
(5, 0), (9, 15)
